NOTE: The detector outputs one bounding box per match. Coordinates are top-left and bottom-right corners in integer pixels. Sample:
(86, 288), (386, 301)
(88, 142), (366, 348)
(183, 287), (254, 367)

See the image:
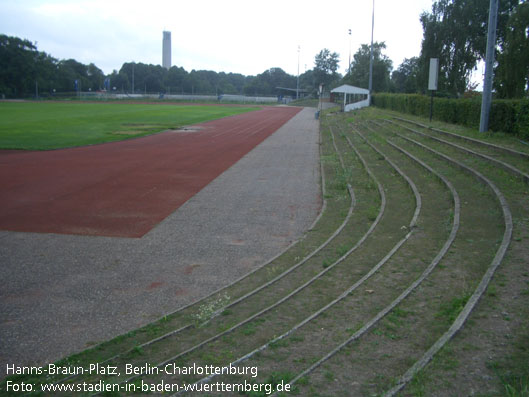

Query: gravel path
(0, 107), (321, 377)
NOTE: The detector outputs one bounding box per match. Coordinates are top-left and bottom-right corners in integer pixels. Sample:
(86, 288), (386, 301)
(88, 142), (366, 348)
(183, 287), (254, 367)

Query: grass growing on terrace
(0, 102), (258, 150)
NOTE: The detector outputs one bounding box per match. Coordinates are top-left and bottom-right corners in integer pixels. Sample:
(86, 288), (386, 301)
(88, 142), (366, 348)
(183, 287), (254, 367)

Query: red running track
(0, 106), (301, 237)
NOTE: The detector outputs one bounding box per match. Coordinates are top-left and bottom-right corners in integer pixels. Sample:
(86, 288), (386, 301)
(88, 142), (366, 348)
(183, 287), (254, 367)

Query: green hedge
(372, 93), (529, 138)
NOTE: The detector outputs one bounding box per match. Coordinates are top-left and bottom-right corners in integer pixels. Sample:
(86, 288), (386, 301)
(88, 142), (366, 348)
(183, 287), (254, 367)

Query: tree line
(365, 0), (528, 98)
(0, 34), (321, 99)
(1, 0), (527, 100)
(337, 0), (528, 99)
(0, 35), (105, 98)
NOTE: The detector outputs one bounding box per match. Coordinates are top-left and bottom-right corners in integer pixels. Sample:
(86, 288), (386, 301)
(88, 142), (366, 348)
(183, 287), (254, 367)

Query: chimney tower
(162, 31), (171, 70)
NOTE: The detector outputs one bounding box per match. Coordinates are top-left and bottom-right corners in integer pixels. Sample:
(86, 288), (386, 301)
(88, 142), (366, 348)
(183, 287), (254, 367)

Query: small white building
(331, 84), (370, 112)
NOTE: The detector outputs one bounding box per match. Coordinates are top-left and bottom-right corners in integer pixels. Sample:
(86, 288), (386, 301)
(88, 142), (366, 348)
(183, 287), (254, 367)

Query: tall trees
(1, 34), (351, 98)
(495, 1), (529, 98)
(313, 49), (341, 89)
(218, 73), (246, 94)
(0, 35), (55, 97)
(391, 57), (420, 93)
(165, 66), (187, 94)
(419, 0), (487, 95)
(345, 42), (392, 92)
(107, 69), (129, 92)
(243, 68), (297, 96)
(418, 0), (521, 96)
(120, 62), (159, 93)
(56, 59), (94, 92)
(87, 63), (105, 91)
(0, 35), (107, 96)
(299, 69), (316, 95)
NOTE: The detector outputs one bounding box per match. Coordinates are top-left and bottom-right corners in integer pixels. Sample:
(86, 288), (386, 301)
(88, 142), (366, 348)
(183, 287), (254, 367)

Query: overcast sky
(1, 0), (436, 77)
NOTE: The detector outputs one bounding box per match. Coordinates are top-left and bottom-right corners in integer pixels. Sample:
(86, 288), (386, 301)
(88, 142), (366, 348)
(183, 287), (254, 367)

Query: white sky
(0, 0), (436, 77)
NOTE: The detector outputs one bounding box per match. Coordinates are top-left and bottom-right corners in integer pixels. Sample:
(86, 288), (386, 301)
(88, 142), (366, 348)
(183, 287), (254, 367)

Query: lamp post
(296, 45), (300, 100)
(131, 61), (135, 94)
(348, 28), (352, 75)
(368, 0), (375, 103)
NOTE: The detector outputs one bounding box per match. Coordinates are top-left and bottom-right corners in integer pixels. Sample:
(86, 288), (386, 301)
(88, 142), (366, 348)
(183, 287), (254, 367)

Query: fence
(3, 91), (282, 104)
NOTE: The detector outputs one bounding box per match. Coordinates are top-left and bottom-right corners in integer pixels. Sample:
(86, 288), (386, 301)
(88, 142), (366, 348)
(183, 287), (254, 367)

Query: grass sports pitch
(0, 101), (259, 150)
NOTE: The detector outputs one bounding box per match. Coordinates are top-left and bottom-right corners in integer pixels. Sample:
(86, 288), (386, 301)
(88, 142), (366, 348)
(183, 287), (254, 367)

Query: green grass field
(0, 102), (259, 150)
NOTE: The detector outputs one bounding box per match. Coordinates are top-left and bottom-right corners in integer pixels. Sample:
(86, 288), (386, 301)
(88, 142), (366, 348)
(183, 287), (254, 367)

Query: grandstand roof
(331, 84), (369, 95)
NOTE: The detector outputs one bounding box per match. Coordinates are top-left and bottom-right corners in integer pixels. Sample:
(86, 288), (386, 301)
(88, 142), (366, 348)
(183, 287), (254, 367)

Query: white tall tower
(162, 31), (171, 70)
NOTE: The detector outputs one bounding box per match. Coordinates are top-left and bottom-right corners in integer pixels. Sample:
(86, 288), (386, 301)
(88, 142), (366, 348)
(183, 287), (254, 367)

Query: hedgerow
(372, 93), (529, 138)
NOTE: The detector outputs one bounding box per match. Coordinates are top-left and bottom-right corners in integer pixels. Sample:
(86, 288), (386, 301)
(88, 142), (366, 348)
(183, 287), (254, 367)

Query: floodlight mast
(348, 28), (352, 75)
(479, 0), (499, 133)
(297, 46), (300, 100)
(368, 0), (375, 102)
(132, 62), (135, 95)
